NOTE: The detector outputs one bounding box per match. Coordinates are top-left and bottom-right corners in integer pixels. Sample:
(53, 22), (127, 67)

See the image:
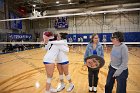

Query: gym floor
(0, 46), (140, 93)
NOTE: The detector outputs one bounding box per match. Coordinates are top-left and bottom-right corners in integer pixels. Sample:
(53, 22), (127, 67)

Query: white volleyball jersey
(43, 44), (59, 63)
(56, 49), (69, 63)
(56, 40), (69, 63)
(43, 40), (69, 63)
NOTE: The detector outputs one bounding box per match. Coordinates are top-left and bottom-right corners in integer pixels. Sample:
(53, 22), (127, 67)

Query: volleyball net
(0, 41), (139, 54)
(0, 42), (140, 45)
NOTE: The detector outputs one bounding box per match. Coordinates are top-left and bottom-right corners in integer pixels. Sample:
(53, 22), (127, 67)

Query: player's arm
(43, 34), (49, 44)
(49, 40), (66, 45)
(58, 44), (69, 52)
(44, 43), (52, 50)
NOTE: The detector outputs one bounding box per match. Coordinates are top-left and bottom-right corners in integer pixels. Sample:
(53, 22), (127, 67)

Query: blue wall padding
(67, 32), (140, 42)
(124, 32), (140, 42)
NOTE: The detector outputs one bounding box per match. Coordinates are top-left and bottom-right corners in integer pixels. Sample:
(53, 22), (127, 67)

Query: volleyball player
(56, 33), (74, 92)
(43, 32), (74, 93)
(43, 32), (68, 93)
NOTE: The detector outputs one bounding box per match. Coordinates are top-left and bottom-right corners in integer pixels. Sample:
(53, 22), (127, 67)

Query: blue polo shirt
(93, 49), (97, 55)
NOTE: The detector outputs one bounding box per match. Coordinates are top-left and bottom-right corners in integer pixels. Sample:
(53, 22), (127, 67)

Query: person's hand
(43, 35), (49, 44)
(113, 69), (123, 77)
(83, 63), (87, 67)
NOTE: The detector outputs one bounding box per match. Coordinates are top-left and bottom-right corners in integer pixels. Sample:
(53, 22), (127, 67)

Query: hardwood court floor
(0, 46), (140, 93)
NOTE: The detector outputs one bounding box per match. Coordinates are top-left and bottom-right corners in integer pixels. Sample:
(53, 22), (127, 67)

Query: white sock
(60, 81), (64, 84)
(66, 74), (71, 81)
(59, 75), (63, 80)
(59, 75), (64, 84)
(69, 82), (73, 85)
(46, 91), (50, 93)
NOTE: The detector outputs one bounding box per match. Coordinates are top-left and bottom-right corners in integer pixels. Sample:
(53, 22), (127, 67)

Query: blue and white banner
(8, 33), (32, 40)
(9, 12), (22, 29)
(67, 32), (140, 42)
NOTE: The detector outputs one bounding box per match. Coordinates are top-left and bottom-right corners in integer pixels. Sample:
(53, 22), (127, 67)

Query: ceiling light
(68, 0), (71, 2)
(56, 1), (59, 4)
(32, 4), (36, 7)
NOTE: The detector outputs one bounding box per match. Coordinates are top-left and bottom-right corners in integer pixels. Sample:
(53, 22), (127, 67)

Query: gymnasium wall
(0, 0), (5, 29)
(0, 13), (5, 29)
(0, 11), (140, 42)
(46, 12), (140, 42)
(53, 13), (140, 33)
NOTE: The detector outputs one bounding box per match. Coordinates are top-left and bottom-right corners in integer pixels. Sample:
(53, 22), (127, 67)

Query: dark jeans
(105, 66), (128, 93)
(88, 67), (99, 87)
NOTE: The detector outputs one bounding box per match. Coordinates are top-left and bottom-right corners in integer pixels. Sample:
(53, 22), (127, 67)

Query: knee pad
(46, 77), (52, 84)
(59, 75), (63, 80)
(66, 74), (71, 81)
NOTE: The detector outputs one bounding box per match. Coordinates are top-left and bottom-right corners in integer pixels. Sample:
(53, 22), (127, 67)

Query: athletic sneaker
(93, 87), (97, 92)
(50, 86), (57, 93)
(57, 83), (65, 92)
(89, 87), (93, 92)
(66, 83), (74, 92)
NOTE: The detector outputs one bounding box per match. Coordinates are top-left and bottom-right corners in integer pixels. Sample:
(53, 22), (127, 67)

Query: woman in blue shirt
(84, 33), (104, 92)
